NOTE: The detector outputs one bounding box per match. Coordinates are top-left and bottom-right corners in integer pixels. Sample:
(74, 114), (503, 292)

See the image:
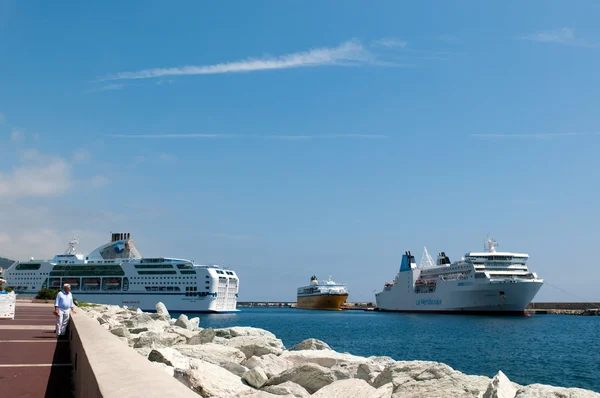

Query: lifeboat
(415, 280), (426, 285)
(83, 278), (100, 286)
(427, 280), (437, 286)
(104, 279), (121, 286)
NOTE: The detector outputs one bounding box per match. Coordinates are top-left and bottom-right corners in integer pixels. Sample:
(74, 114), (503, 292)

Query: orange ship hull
(296, 294), (348, 310)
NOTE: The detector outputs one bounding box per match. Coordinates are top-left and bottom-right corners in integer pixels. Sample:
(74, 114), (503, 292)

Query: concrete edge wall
(70, 309), (198, 398)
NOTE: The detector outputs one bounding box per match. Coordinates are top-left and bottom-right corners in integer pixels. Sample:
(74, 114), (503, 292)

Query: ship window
(134, 264), (174, 269)
(180, 270), (196, 274)
(137, 271), (177, 275)
(16, 264), (41, 270)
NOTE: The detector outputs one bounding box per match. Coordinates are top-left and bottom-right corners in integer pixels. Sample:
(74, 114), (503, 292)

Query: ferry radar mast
(419, 246), (436, 268)
(484, 235), (498, 253)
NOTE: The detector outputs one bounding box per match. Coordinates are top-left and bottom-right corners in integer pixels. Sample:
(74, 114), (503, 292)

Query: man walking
(54, 283), (76, 336)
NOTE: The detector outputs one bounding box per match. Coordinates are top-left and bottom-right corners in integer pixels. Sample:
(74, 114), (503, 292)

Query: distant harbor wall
(238, 301), (600, 315)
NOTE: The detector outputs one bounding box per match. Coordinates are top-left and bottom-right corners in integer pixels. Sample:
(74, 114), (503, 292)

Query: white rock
(123, 313), (154, 328)
(156, 302), (170, 317)
(187, 328), (216, 345)
(264, 363), (336, 394)
(189, 317), (200, 329)
(228, 335), (285, 359)
(235, 391), (293, 398)
(133, 330), (186, 348)
(213, 336), (230, 345)
(280, 350), (380, 381)
(175, 314), (194, 330)
(216, 326), (278, 340)
(234, 391), (293, 398)
(372, 360), (490, 398)
(373, 382), (394, 398)
(222, 361), (250, 377)
(109, 326), (130, 338)
(148, 347), (191, 370)
(311, 379), (378, 398)
(515, 384), (600, 398)
(174, 359), (253, 398)
(484, 371), (518, 398)
(243, 367), (269, 389)
(174, 343), (247, 366)
(289, 338), (331, 351)
(164, 325), (197, 340)
(243, 354), (293, 378)
(262, 381), (310, 398)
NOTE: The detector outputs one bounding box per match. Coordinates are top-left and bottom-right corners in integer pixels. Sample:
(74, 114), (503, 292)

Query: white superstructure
(297, 275), (349, 298)
(2, 232), (239, 313)
(375, 236), (543, 315)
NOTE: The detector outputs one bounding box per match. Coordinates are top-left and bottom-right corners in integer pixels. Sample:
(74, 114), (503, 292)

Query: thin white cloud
(471, 132), (600, 139)
(438, 34), (461, 43)
(85, 83), (126, 93)
(372, 38), (408, 48)
(90, 175), (109, 188)
(159, 153), (176, 161)
(0, 112), (5, 123)
(73, 149), (90, 163)
(101, 39), (372, 81)
(20, 148), (40, 161)
(520, 28), (598, 48)
(110, 133), (388, 140)
(11, 128), (24, 142)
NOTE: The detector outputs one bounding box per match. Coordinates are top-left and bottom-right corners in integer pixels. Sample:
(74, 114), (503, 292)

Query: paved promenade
(0, 301), (72, 397)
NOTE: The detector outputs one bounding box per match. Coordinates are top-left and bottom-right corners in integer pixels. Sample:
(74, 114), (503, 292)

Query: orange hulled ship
(296, 275), (349, 310)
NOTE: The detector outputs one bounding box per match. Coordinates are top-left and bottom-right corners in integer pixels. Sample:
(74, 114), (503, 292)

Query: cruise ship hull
(296, 294), (348, 310)
(376, 279), (543, 315)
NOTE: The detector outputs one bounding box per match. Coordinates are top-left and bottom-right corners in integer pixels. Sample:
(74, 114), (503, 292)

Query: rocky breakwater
(81, 302), (599, 398)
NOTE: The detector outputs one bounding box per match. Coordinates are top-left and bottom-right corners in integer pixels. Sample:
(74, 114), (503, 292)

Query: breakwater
(78, 302), (600, 397)
(239, 301), (600, 314)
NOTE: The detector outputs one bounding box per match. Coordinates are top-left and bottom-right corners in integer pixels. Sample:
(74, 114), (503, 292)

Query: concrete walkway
(0, 301), (73, 397)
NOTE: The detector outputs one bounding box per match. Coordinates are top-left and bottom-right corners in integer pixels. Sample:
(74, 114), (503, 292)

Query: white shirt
(55, 290), (74, 311)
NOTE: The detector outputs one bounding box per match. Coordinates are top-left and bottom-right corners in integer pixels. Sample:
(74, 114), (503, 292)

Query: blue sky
(1, 1), (599, 302)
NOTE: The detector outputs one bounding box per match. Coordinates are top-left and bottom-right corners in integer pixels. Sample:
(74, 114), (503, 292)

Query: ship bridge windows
(141, 258), (165, 263)
(137, 270), (177, 275)
(176, 263), (193, 269)
(16, 264), (41, 270)
(134, 264), (174, 269)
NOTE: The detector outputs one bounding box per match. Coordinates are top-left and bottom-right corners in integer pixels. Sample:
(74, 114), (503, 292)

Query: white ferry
(375, 236), (543, 315)
(2, 232), (239, 313)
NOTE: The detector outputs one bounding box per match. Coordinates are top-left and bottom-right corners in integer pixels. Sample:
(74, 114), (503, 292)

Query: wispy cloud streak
(472, 132), (600, 139)
(85, 84), (126, 93)
(101, 40), (372, 81)
(372, 38), (408, 48)
(110, 133), (388, 140)
(520, 28), (599, 48)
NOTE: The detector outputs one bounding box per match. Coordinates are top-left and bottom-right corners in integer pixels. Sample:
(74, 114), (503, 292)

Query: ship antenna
(484, 235), (498, 253)
(65, 236), (79, 255)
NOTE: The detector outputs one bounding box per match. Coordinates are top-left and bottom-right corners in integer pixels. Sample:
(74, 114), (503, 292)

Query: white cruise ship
(2, 233), (239, 313)
(375, 236), (543, 315)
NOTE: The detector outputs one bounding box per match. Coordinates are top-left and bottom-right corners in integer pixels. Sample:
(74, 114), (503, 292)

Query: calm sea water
(176, 308), (600, 392)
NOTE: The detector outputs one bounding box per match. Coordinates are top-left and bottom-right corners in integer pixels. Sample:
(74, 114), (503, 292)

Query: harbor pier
(0, 299), (198, 398)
